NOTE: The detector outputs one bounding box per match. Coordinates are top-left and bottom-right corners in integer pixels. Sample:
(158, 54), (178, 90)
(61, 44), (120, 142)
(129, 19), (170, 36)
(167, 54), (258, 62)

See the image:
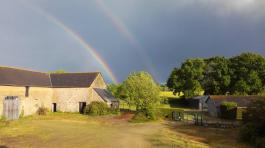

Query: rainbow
(19, 0), (118, 83)
(95, 0), (159, 79)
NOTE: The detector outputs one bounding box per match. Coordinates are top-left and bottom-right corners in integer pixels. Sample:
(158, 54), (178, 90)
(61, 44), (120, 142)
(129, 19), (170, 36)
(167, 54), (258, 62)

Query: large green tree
(123, 72), (160, 116)
(229, 52), (265, 95)
(167, 58), (205, 97)
(203, 57), (230, 95)
(167, 52), (265, 96)
(167, 68), (182, 95)
(107, 84), (123, 98)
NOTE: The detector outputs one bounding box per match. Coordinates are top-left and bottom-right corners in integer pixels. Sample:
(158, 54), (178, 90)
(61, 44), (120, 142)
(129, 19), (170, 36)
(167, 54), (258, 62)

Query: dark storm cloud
(0, 0), (264, 83)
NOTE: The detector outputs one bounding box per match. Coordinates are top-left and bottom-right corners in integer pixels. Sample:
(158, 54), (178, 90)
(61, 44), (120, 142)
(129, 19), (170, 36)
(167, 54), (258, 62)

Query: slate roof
(0, 67), (100, 88)
(207, 95), (265, 107)
(50, 73), (100, 88)
(0, 67), (51, 87)
(94, 88), (117, 103)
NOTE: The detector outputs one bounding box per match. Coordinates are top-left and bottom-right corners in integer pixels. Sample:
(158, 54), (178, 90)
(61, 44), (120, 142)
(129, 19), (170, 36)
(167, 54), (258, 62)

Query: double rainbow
(20, 0), (118, 83)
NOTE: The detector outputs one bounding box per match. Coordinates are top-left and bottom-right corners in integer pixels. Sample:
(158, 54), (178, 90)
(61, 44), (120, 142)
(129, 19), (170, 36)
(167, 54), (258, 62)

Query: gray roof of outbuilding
(94, 88), (117, 103)
(0, 67), (100, 88)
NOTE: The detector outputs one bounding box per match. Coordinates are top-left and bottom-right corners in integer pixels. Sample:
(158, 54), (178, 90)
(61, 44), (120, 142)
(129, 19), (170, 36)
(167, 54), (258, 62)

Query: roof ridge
(0, 66), (101, 75)
(50, 72), (100, 74)
(0, 66), (47, 74)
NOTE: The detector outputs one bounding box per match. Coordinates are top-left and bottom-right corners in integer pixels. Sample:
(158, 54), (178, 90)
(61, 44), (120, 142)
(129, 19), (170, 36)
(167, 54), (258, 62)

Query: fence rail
(172, 111), (241, 128)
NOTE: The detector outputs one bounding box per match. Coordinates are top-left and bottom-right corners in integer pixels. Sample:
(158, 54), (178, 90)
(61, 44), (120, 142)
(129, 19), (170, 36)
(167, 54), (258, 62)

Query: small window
(25, 86), (30, 97)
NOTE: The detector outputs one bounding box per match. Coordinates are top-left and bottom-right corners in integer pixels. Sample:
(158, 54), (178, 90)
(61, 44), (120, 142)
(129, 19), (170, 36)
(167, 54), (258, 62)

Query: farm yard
(0, 0), (264, 146)
(0, 112), (250, 148)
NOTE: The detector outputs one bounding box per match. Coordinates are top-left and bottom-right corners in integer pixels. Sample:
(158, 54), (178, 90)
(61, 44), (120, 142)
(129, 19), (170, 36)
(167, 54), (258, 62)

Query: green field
(160, 91), (182, 98)
(0, 113), (250, 148)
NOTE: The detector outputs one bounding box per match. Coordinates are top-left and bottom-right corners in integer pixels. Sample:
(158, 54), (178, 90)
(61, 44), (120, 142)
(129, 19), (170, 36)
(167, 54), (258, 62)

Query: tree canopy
(122, 72), (160, 112)
(167, 52), (265, 97)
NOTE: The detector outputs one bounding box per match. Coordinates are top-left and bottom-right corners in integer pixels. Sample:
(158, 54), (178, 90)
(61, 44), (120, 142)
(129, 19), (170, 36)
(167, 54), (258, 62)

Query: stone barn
(0, 67), (118, 120)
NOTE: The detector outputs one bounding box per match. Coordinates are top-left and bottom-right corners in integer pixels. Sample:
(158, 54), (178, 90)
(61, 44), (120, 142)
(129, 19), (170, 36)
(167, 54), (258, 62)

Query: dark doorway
(79, 102), (86, 114)
(52, 103), (57, 112)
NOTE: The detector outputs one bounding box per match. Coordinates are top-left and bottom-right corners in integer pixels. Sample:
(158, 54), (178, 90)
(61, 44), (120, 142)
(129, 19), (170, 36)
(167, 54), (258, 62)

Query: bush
(220, 101), (237, 120)
(240, 98), (265, 147)
(84, 101), (109, 116)
(109, 108), (120, 115)
(131, 108), (158, 122)
(0, 116), (6, 121)
(37, 107), (48, 115)
(131, 112), (151, 122)
(255, 137), (265, 148)
(240, 123), (258, 143)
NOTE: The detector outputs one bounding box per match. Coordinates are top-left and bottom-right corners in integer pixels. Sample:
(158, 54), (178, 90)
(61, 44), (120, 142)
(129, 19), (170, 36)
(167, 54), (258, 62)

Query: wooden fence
(172, 111), (240, 128)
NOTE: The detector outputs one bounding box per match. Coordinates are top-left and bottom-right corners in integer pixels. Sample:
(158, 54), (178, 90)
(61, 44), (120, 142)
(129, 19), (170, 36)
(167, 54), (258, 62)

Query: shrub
(220, 101), (237, 119)
(240, 123), (258, 143)
(37, 107), (48, 115)
(0, 116), (6, 121)
(240, 98), (265, 147)
(131, 108), (158, 122)
(131, 112), (151, 122)
(109, 108), (120, 115)
(255, 137), (265, 148)
(84, 101), (109, 116)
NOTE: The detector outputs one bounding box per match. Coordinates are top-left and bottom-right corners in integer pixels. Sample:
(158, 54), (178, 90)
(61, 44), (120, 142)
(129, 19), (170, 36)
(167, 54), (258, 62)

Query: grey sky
(0, 0), (264, 83)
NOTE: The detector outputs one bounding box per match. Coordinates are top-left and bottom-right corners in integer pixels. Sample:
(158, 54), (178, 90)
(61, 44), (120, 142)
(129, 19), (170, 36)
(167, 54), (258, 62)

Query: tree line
(167, 52), (265, 97)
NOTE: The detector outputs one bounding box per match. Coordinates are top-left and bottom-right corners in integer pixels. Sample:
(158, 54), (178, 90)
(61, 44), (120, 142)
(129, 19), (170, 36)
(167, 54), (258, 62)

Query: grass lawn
(0, 113), (250, 148)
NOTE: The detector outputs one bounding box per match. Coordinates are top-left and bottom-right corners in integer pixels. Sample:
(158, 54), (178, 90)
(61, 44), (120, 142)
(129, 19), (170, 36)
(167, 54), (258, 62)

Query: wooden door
(3, 96), (19, 120)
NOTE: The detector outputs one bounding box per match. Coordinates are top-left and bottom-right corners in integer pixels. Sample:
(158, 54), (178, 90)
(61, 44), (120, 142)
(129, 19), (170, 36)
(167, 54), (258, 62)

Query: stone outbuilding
(205, 95), (263, 117)
(0, 67), (118, 120)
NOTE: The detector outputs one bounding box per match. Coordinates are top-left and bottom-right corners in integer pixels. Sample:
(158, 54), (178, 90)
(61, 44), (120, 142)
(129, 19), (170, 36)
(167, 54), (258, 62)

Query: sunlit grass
(0, 113), (250, 148)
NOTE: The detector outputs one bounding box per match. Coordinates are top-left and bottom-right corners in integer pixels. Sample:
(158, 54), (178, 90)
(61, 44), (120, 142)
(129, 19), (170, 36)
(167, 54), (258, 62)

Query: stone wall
(23, 87), (53, 116)
(91, 74), (107, 89)
(0, 86), (53, 117)
(0, 74), (109, 117)
(52, 88), (88, 112)
(52, 87), (107, 112)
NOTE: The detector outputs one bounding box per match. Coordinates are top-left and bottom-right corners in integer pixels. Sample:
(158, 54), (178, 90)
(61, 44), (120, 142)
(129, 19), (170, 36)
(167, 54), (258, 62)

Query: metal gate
(3, 96), (20, 120)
